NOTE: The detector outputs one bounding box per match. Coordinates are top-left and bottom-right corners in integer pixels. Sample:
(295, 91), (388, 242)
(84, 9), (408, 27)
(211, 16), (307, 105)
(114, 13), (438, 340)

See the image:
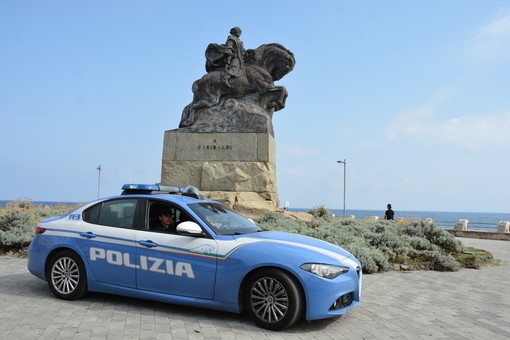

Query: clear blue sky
(1, 1), (509, 213)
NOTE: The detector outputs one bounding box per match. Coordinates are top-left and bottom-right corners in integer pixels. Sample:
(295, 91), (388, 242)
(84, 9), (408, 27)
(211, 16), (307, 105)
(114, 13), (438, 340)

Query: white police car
(28, 184), (362, 330)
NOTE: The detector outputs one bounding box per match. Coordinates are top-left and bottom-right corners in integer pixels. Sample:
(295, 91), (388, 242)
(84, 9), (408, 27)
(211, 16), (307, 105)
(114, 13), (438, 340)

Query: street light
(337, 160), (346, 217)
(97, 165), (102, 199)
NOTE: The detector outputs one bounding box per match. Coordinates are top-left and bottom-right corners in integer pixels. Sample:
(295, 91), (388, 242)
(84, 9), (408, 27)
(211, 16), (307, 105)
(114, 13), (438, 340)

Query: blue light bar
(121, 184), (202, 198)
(122, 184), (160, 191)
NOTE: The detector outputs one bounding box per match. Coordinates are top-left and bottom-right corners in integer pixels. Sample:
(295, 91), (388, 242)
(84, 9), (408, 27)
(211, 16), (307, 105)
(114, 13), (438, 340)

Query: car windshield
(188, 202), (261, 235)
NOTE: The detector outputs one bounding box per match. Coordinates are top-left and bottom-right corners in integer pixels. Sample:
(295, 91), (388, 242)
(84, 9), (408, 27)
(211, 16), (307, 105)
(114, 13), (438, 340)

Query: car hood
(233, 230), (354, 263)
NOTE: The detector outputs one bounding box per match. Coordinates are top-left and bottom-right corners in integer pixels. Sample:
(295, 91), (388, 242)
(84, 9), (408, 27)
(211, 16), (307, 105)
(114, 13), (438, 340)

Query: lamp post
(97, 165), (102, 199)
(337, 160), (346, 217)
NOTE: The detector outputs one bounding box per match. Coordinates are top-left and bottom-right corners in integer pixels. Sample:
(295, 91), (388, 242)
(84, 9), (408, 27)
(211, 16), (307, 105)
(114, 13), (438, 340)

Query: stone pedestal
(161, 130), (278, 215)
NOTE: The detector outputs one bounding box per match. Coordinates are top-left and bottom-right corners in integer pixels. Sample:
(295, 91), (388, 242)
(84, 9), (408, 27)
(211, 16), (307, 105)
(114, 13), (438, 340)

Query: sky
(1, 1), (509, 213)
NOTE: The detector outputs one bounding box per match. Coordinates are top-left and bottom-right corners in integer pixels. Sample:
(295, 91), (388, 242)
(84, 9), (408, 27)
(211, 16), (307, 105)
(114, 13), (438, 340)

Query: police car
(27, 184), (362, 330)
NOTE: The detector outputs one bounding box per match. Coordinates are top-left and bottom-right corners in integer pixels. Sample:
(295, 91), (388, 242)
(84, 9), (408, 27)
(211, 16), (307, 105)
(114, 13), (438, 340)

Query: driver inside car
(153, 207), (177, 233)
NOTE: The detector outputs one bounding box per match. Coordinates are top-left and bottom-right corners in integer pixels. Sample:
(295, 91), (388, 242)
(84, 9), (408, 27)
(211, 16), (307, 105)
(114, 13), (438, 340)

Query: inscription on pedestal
(163, 130), (275, 164)
(197, 141), (233, 151)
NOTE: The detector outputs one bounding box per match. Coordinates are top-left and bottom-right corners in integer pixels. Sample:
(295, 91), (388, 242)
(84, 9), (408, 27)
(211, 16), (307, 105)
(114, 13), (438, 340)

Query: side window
(83, 204), (101, 224)
(148, 201), (193, 233)
(84, 199), (138, 229)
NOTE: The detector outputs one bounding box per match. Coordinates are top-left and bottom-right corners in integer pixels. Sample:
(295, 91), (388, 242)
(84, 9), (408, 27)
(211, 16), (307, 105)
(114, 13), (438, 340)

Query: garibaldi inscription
(161, 27), (295, 214)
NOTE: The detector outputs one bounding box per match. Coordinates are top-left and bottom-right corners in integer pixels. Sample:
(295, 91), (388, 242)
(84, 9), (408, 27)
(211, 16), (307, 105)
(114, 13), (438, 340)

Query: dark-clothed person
(384, 204), (395, 220)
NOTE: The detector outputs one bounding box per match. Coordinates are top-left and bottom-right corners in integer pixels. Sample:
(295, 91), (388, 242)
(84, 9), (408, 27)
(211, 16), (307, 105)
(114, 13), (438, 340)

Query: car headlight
(300, 263), (349, 279)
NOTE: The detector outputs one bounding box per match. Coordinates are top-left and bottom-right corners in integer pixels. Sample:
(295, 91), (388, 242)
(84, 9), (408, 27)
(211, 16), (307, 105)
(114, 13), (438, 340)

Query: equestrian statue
(178, 27), (295, 136)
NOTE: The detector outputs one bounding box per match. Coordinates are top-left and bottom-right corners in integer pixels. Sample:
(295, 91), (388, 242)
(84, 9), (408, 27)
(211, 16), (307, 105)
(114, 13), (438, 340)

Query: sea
(290, 208), (510, 232)
(1, 200), (509, 232)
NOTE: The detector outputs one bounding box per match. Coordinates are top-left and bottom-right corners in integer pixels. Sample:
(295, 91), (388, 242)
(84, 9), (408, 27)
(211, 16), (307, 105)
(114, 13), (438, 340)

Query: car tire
(245, 268), (304, 330)
(46, 250), (88, 300)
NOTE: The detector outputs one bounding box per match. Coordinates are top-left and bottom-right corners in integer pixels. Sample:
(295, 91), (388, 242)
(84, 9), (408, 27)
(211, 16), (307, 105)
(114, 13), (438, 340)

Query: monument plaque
(161, 28), (295, 215)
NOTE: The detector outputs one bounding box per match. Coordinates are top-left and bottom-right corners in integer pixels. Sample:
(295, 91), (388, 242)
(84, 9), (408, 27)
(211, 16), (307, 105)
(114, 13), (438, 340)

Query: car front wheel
(46, 250), (87, 300)
(245, 268), (304, 330)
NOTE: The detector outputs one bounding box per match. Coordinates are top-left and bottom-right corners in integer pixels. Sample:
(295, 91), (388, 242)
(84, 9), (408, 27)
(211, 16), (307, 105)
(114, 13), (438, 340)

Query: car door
(74, 198), (142, 288)
(135, 200), (218, 299)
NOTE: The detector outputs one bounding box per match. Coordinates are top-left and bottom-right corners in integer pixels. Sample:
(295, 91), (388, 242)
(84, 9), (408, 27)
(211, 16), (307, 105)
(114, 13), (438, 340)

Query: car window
(148, 200), (194, 233)
(188, 202), (261, 235)
(83, 199), (138, 229)
(83, 204), (101, 223)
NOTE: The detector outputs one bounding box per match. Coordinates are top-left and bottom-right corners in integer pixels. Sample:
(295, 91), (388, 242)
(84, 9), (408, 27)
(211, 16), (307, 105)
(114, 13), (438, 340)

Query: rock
(201, 162), (276, 192)
(282, 211), (313, 223)
(366, 216), (380, 221)
(203, 191), (277, 217)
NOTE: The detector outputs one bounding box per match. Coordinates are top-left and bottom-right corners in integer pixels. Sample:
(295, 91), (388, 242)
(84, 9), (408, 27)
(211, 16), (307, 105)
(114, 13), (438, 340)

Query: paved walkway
(1, 238), (509, 339)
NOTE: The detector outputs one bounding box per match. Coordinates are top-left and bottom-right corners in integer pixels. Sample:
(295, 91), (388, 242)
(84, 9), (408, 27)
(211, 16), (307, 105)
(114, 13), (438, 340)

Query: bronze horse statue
(179, 43), (295, 130)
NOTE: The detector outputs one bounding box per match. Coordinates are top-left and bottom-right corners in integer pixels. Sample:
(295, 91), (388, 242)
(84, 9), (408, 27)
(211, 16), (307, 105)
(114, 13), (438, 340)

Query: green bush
(257, 210), (309, 234)
(408, 236), (433, 250)
(343, 244), (390, 273)
(257, 206), (468, 274)
(401, 221), (464, 252)
(0, 209), (35, 246)
(410, 250), (461, 271)
(308, 205), (333, 220)
(0, 200), (80, 252)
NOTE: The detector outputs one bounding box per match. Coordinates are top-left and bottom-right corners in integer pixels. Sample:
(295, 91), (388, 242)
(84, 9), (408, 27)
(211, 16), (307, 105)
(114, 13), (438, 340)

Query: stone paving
(1, 237), (509, 339)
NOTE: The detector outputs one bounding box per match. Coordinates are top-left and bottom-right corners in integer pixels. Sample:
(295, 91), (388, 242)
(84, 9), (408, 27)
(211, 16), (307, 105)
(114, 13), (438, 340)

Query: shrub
(308, 205), (333, 220)
(0, 200), (80, 252)
(256, 211), (309, 235)
(256, 210), (470, 274)
(387, 246), (411, 263)
(345, 244), (390, 274)
(400, 220), (464, 252)
(409, 250), (461, 271)
(0, 209), (35, 246)
(364, 223), (403, 249)
(408, 236), (432, 250)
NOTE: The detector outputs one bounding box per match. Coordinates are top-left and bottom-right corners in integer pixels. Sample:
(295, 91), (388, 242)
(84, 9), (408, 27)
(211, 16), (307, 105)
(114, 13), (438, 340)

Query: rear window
(83, 199), (138, 229)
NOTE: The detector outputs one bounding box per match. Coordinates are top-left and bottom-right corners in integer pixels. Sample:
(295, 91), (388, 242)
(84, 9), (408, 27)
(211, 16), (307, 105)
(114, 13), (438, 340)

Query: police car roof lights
(121, 184), (204, 199)
(122, 184), (160, 191)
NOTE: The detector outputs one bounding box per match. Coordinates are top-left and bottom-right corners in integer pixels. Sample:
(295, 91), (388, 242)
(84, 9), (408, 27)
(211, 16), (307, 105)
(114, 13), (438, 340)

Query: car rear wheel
(46, 250), (87, 300)
(245, 268), (304, 330)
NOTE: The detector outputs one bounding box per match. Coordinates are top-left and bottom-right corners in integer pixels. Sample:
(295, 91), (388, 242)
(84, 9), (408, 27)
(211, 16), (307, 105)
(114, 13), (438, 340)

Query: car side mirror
(176, 221), (206, 236)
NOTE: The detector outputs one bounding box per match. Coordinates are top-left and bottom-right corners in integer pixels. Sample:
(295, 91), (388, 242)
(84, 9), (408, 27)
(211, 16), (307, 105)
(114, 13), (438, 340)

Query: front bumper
(304, 264), (362, 320)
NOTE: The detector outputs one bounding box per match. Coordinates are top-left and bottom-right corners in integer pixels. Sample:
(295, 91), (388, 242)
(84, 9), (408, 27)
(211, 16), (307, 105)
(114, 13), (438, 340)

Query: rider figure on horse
(205, 27), (246, 87)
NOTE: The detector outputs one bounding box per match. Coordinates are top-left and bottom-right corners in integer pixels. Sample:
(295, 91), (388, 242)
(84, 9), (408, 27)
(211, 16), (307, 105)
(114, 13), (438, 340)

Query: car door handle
(139, 240), (158, 248)
(79, 232), (97, 239)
